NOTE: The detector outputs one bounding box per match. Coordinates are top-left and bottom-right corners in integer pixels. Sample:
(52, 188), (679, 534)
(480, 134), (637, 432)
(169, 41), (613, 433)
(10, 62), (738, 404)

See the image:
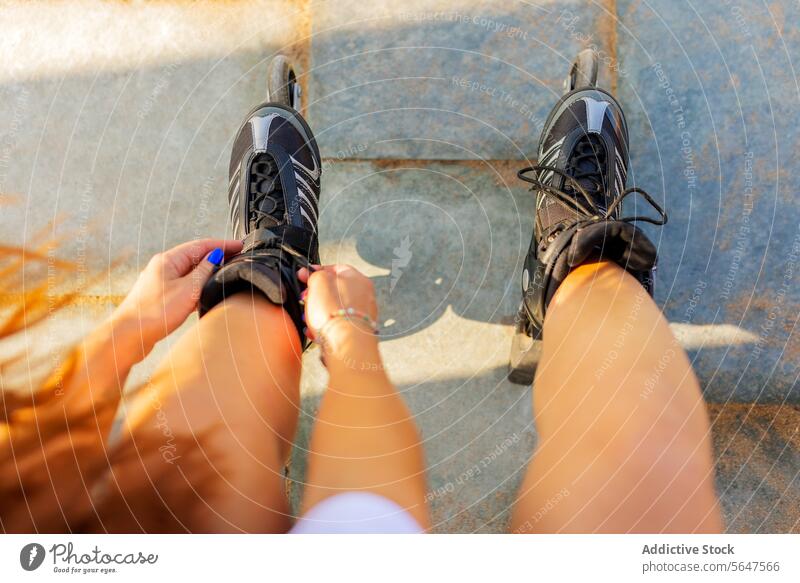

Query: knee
(201, 293), (301, 353)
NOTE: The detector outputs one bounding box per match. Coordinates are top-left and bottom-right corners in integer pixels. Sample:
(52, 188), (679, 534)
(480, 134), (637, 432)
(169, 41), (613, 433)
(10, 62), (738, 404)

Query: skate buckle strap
(243, 227), (279, 250)
(242, 224), (315, 269)
(518, 164), (668, 229)
(519, 164), (668, 324)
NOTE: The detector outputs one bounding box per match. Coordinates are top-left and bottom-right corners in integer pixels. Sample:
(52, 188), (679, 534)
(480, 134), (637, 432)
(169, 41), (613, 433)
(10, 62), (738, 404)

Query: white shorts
(290, 492), (424, 534)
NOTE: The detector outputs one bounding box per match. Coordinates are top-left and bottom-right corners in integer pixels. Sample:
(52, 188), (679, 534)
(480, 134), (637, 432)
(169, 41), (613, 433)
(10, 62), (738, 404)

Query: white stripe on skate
(580, 97), (610, 133)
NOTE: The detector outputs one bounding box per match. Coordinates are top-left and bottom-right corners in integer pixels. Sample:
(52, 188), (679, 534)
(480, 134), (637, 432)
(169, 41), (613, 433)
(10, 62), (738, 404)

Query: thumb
(186, 247), (225, 301)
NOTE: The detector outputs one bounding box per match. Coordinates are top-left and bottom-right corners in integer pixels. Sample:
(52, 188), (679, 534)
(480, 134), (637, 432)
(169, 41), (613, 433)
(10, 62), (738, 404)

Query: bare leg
(106, 294), (301, 533)
(300, 326), (431, 530)
(511, 262), (722, 533)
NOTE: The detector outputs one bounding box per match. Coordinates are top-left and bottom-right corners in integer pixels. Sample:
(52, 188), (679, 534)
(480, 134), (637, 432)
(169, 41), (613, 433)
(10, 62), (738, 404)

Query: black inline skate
(508, 49), (667, 384)
(199, 55), (319, 348)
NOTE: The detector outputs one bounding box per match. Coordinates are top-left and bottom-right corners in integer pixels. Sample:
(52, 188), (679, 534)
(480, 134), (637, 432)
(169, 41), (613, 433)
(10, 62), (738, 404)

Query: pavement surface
(0, 0), (797, 533)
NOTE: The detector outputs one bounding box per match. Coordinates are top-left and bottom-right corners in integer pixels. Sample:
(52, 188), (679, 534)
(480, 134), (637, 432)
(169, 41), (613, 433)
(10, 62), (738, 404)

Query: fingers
(297, 267), (311, 284)
(298, 264), (360, 284)
(298, 265), (372, 298)
(161, 239), (243, 277)
(313, 264), (355, 276)
(170, 238), (242, 259)
(328, 264), (358, 275)
(297, 264), (324, 284)
(303, 266), (337, 296)
(184, 247), (227, 300)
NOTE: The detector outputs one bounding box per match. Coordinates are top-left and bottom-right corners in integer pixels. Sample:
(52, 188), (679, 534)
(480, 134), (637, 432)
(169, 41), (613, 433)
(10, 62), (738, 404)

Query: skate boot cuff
(541, 220), (658, 308)
(198, 238), (312, 349)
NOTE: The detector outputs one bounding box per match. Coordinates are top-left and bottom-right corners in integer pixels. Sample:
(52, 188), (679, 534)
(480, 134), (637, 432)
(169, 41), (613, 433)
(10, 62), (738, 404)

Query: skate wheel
(508, 319), (542, 385)
(563, 49), (599, 93)
(267, 55), (302, 110)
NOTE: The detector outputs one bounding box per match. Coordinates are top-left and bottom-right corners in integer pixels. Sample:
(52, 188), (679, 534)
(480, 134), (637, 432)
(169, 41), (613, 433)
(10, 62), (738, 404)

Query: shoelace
(564, 135), (607, 204)
(246, 154), (316, 272)
(250, 155), (286, 229)
(518, 164), (668, 231)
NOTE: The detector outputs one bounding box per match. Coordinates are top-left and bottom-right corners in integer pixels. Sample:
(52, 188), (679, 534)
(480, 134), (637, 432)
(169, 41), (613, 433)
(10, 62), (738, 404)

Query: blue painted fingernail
(208, 248), (224, 266)
(301, 313), (306, 322)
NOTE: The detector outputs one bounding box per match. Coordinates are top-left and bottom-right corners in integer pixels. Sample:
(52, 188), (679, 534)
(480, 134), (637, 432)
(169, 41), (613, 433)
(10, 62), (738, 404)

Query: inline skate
(508, 49), (667, 384)
(199, 55), (319, 349)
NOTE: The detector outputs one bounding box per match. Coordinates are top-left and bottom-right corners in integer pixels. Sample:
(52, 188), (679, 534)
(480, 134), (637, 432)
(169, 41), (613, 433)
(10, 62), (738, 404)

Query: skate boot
(508, 50), (667, 384)
(198, 100), (321, 349)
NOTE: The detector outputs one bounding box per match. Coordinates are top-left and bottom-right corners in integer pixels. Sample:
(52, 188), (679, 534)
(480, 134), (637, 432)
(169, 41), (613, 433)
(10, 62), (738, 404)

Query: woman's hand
(297, 264), (378, 354)
(114, 239), (242, 352)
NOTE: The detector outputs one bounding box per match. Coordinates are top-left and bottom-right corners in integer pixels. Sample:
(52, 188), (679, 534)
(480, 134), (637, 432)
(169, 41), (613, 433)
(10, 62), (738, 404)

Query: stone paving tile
(709, 403), (800, 533)
(315, 159), (532, 329)
(616, 0), (800, 403)
(0, 0), (304, 296)
(307, 0), (616, 160)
